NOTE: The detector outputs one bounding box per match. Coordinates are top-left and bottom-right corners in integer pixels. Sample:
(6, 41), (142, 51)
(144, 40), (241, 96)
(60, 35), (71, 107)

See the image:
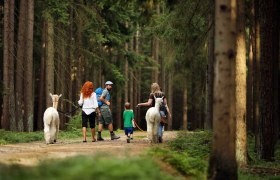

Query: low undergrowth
(0, 155), (178, 180)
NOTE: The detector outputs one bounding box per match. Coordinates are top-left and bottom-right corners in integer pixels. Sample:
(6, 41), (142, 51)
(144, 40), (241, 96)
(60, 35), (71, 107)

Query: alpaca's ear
(59, 94), (62, 98)
(49, 93), (53, 97)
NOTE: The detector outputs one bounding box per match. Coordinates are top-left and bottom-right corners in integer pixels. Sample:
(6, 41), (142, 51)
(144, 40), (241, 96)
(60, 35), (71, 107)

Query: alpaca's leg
(50, 121), (56, 144)
(54, 117), (59, 142)
(152, 121), (159, 143)
(146, 120), (152, 143)
(44, 122), (51, 144)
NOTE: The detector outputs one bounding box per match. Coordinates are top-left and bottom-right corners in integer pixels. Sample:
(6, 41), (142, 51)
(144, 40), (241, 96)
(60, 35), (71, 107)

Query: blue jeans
(158, 123), (164, 137)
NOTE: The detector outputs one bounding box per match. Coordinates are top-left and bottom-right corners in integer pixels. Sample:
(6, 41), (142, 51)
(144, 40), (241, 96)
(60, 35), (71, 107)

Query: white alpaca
(145, 97), (163, 143)
(43, 93), (62, 144)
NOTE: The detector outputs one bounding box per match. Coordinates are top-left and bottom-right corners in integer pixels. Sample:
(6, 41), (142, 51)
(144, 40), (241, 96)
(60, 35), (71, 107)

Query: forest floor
(0, 131), (177, 166)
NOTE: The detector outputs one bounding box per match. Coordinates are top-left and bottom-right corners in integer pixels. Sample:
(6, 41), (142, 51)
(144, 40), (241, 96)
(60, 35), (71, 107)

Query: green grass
(148, 130), (210, 179)
(0, 155), (180, 180)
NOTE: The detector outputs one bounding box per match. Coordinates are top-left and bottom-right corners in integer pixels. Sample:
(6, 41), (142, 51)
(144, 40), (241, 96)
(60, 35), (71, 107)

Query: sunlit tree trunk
(208, 0), (237, 179)
(235, 0), (247, 167)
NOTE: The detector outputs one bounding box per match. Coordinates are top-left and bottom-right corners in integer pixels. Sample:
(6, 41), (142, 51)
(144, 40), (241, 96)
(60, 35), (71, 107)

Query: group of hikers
(78, 81), (171, 143)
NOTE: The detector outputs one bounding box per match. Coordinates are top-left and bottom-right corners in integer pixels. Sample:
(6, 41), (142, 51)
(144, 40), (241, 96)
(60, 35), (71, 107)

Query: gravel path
(0, 131), (177, 166)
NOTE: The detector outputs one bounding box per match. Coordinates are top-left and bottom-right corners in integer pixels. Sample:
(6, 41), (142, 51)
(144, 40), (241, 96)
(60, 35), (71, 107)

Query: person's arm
(164, 98), (172, 118)
(93, 93), (101, 116)
(78, 93), (83, 107)
(137, 98), (153, 107)
(100, 90), (110, 106)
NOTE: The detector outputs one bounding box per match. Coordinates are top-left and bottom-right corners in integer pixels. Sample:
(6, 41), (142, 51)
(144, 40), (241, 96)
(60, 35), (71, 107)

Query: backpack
(95, 87), (103, 107)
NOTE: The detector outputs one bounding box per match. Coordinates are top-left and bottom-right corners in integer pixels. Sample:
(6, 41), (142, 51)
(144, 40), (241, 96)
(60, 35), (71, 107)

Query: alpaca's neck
(154, 103), (160, 110)
(53, 102), (58, 110)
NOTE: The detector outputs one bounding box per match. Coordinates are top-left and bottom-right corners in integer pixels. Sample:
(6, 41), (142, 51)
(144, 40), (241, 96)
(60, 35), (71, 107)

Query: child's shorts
(124, 127), (134, 135)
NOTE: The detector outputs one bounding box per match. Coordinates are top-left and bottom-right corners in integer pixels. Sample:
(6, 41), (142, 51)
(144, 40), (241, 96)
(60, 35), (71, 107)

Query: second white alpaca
(43, 93), (62, 144)
(145, 97), (163, 143)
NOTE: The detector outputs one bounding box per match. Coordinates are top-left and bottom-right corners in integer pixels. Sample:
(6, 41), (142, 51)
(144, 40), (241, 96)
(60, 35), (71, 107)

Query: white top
(78, 92), (98, 115)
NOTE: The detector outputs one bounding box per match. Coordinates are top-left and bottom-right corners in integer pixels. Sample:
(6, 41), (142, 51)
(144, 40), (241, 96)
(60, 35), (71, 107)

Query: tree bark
(259, 0), (278, 161)
(235, 0), (247, 167)
(8, 0), (15, 131)
(45, 13), (54, 107)
(24, 0), (34, 132)
(15, 0), (27, 131)
(205, 0), (214, 130)
(2, 0), (14, 130)
(208, 0), (237, 179)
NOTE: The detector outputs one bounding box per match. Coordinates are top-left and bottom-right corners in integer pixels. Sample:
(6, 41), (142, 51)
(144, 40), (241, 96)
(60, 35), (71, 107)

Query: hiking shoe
(158, 136), (162, 143)
(97, 134), (104, 141)
(97, 137), (104, 141)
(111, 133), (120, 140)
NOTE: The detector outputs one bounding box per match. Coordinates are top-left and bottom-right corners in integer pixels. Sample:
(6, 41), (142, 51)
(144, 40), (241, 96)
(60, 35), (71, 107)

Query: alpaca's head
(154, 96), (163, 109)
(49, 93), (62, 109)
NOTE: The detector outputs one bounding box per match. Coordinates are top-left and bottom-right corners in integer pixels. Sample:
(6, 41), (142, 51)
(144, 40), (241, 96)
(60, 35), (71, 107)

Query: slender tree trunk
(167, 71), (173, 130)
(235, 0), (247, 166)
(253, 0), (261, 155)
(208, 0), (237, 179)
(15, 0), (27, 131)
(45, 14), (54, 107)
(246, 0), (254, 134)
(2, 0), (14, 130)
(205, 0), (214, 130)
(8, 0), (15, 131)
(24, 0), (34, 132)
(37, 20), (46, 130)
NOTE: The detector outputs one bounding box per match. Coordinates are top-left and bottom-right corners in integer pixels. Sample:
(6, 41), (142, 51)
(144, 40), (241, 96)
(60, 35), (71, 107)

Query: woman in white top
(78, 81), (101, 142)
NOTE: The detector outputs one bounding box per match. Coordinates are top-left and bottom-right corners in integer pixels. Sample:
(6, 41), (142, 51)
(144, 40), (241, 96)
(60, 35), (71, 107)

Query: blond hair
(151, 83), (161, 93)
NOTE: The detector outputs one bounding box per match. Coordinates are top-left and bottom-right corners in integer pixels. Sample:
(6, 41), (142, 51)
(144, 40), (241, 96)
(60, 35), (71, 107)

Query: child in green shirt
(123, 102), (135, 143)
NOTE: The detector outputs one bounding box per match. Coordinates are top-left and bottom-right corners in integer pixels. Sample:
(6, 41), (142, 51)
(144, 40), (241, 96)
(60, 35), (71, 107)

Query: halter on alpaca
(43, 93), (62, 144)
(145, 96), (163, 143)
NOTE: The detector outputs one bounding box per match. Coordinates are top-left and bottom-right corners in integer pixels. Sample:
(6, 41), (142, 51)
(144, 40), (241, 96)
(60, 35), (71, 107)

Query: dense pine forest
(0, 0), (279, 179)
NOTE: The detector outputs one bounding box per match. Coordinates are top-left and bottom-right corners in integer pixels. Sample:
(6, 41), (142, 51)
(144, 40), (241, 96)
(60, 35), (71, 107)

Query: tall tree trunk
(246, 0), (254, 134)
(37, 20), (46, 130)
(2, 0), (14, 130)
(45, 14), (54, 107)
(208, 0), (237, 179)
(253, 0), (261, 155)
(15, 0), (27, 131)
(7, 0), (15, 131)
(259, 0), (278, 161)
(235, 0), (247, 166)
(24, 0), (34, 132)
(167, 71), (173, 130)
(205, 0), (214, 130)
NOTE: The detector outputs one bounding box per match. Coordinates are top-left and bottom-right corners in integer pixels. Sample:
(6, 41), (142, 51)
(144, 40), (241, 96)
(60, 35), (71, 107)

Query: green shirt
(123, 109), (134, 128)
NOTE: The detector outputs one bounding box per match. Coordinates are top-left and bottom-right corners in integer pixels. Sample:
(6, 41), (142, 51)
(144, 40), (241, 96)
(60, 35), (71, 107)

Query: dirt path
(0, 131), (177, 166)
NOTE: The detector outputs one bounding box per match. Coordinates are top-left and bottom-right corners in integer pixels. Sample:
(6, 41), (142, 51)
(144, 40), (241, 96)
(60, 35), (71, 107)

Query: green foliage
(0, 155), (178, 180)
(149, 130), (211, 179)
(0, 129), (44, 145)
